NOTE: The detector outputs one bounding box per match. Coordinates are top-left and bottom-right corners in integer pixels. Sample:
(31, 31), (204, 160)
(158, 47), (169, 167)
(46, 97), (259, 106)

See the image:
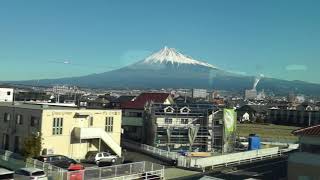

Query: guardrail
(122, 139), (182, 161)
(260, 137), (298, 144)
(192, 147), (280, 171)
(107, 169), (164, 180)
(64, 161), (165, 180)
(122, 139), (294, 171)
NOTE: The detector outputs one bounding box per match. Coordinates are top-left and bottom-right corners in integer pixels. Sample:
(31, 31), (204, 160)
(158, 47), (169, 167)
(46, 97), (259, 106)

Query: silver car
(87, 152), (118, 166)
(15, 168), (48, 180)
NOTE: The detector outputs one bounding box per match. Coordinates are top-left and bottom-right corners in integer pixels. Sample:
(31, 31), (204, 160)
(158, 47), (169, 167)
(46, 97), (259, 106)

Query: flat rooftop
(0, 102), (119, 111)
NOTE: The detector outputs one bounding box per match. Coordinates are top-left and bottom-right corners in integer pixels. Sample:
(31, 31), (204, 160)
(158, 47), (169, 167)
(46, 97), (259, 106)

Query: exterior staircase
(74, 127), (122, 157)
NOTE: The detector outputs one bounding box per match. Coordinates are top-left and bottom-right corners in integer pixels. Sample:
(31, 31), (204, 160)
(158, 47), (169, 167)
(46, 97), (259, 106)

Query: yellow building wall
(41, 109), (122, 159)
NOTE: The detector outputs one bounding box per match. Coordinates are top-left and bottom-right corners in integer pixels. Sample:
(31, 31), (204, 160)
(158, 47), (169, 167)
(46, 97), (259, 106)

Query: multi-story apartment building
(121, 93), (173, 142)
(192, 89), (207, 99)
(144, 103), (226, 152)
(288, 125), (320, 179)
(269, 103), (320, 126)
(0, 102), (122, 159)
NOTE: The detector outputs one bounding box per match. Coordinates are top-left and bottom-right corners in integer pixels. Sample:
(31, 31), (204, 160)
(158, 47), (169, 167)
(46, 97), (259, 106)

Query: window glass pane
(32, 171), (45, 176)
(90, 117), (93, 126)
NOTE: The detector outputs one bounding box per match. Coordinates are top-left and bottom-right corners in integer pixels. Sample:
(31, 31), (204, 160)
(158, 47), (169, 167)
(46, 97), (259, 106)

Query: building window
(16, 114), (23, 125)
(7, 91), (11, 96)
(14, 136), (20, 153)
(4, 113), (10, 122)
(105, 117), (114, 132)
(52, 118), (63, 135)
(180, 107), (190, 114)
(164, 106), (174, 113)
(89, 117), (94, 126)
(31, 116), (39, 127)
(181, 119), (188, 124)
(2, 134), (9, 150)
(128, 112), (142, 117)
(165, 118), (172, 124)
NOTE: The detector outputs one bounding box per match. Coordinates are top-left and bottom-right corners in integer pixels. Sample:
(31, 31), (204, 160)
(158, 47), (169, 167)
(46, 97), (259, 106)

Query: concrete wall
(300, 136), (320, 145)
(288, 135), (320, 179)
(288, 163), (320, 180)
(0, 107), (42, 152)
(288, 152), (320, 180)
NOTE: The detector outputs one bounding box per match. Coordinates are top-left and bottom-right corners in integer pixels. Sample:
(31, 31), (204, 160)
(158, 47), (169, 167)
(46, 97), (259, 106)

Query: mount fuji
(8, 47), (320, 95)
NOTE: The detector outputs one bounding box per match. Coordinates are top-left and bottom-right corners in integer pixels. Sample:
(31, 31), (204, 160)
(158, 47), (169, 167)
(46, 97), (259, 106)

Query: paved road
(213, 157), (287, 180)
(175, 156), (288, 180)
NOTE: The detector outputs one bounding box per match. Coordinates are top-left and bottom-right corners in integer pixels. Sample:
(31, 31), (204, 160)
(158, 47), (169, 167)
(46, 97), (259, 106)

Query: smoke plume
(253, 74), (264, 90)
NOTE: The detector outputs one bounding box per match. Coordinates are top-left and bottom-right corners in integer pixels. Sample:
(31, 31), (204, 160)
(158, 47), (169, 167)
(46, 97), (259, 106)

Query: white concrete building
(0, 88), (14, 102)
(192, 89), (207, 99)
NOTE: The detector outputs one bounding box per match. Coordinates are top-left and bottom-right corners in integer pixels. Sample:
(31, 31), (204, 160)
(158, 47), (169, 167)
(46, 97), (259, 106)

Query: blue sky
(1, 0), (320, 83)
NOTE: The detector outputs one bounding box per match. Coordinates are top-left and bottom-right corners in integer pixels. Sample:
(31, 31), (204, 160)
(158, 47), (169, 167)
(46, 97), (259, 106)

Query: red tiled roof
(292, 125), (320, 136)
(121, 93), (171, 109)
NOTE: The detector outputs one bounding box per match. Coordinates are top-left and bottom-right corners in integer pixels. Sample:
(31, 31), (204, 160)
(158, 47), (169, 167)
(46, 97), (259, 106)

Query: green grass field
(237, 123), (301, 142)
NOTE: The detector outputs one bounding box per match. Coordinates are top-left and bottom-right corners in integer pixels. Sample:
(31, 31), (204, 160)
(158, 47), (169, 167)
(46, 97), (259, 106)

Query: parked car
(35, 155), (80, 169)
(14, 168), (48, 180)
(67, 164), (85, 180)
(86, 151), (118, 166)
(0, 168), (14, 180)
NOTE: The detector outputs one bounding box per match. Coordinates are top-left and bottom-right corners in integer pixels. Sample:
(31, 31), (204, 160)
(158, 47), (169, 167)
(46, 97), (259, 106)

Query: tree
(22, 133), (42, 158)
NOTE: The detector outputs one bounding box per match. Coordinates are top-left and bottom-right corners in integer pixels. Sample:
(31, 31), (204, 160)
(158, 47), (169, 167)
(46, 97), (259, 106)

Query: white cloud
(285, 64), (308, 71)
(227, 70), (247, 75)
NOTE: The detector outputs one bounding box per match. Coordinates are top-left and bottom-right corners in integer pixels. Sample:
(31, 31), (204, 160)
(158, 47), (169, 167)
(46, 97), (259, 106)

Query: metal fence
(260, 137), (299, 144)
(1, 149), (165, 180)
(64, 161), (165, 180)
(122, 139), (181, 160)
(108, 169), (164, 180)
(0, 149), (66, 180)
(25, 158), (66, 179)
(191, 147), (280, 171)
(122, 139), (295, 169)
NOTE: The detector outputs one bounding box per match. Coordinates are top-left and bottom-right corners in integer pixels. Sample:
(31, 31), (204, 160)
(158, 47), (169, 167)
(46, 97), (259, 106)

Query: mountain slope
(7, 47), (320, 95)
(140, 46), (216, 68)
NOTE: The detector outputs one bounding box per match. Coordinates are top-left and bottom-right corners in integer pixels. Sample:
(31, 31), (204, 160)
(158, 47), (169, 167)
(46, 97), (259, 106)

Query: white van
(0, 168), (14, 180)
(15, 168), (48, 180)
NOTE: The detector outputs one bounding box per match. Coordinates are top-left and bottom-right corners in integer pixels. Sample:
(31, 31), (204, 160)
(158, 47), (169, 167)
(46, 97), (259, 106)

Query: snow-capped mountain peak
(142, 46), (216, 68)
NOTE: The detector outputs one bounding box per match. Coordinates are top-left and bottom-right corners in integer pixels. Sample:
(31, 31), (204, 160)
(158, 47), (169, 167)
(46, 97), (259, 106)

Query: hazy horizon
(1, 0), (320, 84)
